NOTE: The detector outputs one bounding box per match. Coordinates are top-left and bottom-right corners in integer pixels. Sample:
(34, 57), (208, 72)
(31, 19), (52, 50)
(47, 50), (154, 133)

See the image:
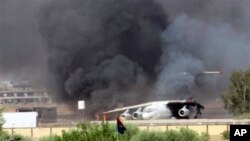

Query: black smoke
(3, 0), (250, 118)
(0, 0), (47, 85)
(155, 0), (250, 102)
(38, 0), (168, 112)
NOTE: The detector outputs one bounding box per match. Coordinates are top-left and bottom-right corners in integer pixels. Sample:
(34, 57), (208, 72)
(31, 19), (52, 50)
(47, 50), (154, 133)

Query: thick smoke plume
(0, 0), (47, 85)
(38, 0), (168, 113)
(155, 0), (250, 100)
(3, 0), (250, 117)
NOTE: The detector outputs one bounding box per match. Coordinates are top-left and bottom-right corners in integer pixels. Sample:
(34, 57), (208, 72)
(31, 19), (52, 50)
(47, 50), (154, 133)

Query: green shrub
(235, 112), (250, 119)
(177, 128), (209, 141)
(130, 131), (166, 141)
(42, 122), (139, 141)
(39, 123), (208, 141)
(130, 128), (209, 141)
(0, 131), (10, 140)
(0, 108), (5, 131)
(53, 122), (117, 141)
(118, 124), (139, 141)
(200, 132), (209, 141)
(39, 134), (62, 141)
(0, 131), (31, 141)
(222, 130), (229, 140)
(9, 134), (31, 141)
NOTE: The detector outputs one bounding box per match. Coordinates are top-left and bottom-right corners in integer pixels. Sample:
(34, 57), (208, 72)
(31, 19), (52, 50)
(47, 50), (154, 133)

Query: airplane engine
(178, 106), (190, 117)
(132, 111), (142, 119)
(132, 108), (142, 120)
(120, 110), (132, 120)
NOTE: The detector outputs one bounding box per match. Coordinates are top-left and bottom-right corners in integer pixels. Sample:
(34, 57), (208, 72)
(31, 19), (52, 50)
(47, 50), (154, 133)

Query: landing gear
(194, 106), (202, 119)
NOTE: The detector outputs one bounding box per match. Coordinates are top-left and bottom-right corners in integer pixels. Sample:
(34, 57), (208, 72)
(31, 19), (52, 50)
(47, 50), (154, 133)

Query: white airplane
(102, 71), (220, 120)
(103, 99), (204, 120)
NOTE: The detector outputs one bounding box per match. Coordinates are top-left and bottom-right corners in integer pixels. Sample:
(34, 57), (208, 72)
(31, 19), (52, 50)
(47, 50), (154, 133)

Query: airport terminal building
(0, 81), (50, 105)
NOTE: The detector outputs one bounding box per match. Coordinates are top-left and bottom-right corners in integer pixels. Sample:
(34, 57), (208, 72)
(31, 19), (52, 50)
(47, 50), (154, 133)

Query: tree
(222, 70), (250, 115)
(0, 108), (5, 131)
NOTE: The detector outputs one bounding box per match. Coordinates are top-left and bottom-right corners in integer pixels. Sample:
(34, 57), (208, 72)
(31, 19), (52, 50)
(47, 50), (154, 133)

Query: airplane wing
(103, 100), (186, 114)
(102, 102), (155, 114)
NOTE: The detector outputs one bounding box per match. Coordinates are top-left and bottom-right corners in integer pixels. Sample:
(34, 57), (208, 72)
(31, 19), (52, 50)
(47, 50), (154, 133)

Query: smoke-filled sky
(0, 0), (47, 86)
(1, 0), (250, 114)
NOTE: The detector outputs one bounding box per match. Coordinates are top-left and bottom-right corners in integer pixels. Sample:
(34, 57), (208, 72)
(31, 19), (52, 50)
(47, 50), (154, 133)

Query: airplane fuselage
(141, 103), (171, 119)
